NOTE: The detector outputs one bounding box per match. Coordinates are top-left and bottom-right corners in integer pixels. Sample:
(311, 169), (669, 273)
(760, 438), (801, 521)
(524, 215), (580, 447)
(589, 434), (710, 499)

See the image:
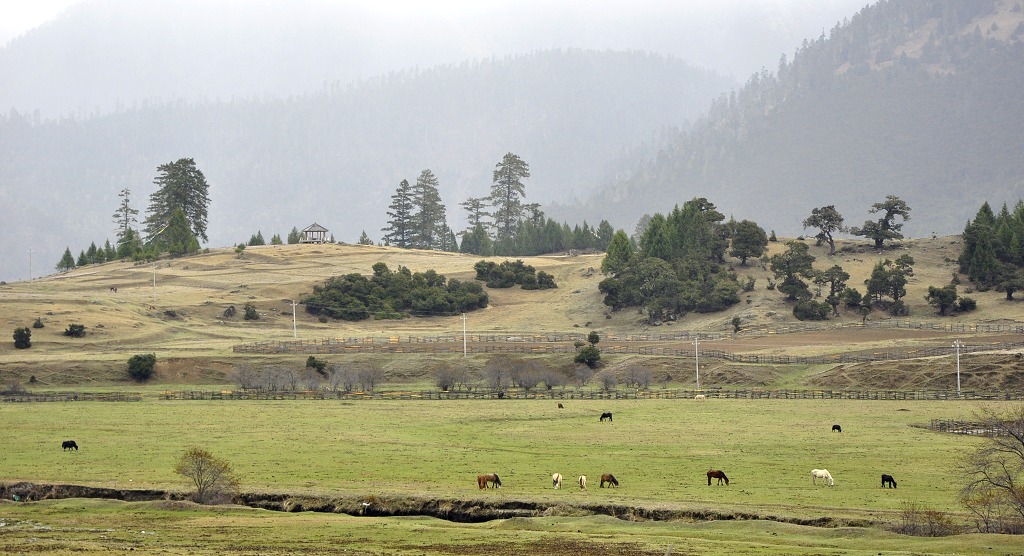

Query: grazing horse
(552, 473), (563, 489)
(477, 473), (502, 489)
(694, 394), (706, 400)
(707, 469), (729, 486)
(557, 403), (564, 409)
(832, 424), (842, 433)
(881, 474), (897, 488)
(61, 440), (78, 451)
(811, 469), (834, 486)
(578, 475), (587, 490)
(600, 473), (619, 488)
(600, 412), (613, 422)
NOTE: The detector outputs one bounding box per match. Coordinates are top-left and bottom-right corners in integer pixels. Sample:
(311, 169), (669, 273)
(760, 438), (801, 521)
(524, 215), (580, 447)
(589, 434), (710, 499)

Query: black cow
(600, 412), (613, 422)
(832, 424), (842, 433)
(881, 474), (897, 488)
(62, 440), (78, 451)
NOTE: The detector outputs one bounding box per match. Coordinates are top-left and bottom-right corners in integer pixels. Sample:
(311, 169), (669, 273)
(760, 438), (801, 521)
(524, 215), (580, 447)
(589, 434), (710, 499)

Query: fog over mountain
(1, 0), (868, 118)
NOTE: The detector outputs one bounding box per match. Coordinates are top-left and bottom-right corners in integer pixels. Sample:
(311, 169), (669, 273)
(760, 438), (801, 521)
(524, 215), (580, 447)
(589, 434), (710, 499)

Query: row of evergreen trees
(381, 152), (615, 257)
(959, 201), (1024, 299)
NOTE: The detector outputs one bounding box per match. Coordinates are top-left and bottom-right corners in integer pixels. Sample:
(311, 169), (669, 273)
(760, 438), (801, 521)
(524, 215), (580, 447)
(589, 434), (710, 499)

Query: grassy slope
(0, 236), (1022, 389)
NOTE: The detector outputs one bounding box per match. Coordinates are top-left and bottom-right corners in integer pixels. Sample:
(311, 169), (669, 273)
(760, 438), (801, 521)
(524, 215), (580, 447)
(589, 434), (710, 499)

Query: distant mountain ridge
(562, 0), (1024, 239)
(0, 49), (733, 282)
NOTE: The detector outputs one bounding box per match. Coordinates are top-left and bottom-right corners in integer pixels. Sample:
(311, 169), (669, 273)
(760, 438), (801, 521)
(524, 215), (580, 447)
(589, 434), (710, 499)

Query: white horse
(811, 469), (834, 487)
(578, 475), (587, 490)
(694, 394), (706, 400)
(552, 473), (562, 489)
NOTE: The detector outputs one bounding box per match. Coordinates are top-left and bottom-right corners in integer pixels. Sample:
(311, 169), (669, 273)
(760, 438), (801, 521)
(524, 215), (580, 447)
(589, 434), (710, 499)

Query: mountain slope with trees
(568, 0), (1024, 243)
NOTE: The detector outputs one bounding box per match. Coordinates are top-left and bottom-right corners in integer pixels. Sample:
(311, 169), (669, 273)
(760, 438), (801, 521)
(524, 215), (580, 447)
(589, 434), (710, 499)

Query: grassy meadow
(3, 397), (1023, 554)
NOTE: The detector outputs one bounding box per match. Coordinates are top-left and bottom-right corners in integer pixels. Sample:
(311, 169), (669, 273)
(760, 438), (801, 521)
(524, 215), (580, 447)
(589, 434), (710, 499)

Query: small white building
(301, 223), (330, 244)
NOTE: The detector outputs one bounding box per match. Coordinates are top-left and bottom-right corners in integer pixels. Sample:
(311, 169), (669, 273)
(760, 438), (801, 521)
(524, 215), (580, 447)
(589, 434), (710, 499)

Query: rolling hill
(2, 236), (1023, 391)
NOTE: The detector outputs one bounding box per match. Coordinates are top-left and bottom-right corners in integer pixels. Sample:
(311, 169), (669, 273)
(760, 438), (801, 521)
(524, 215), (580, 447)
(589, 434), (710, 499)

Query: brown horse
(707, 469), (729, 486)
(477, 473), (502, 489)
(600, 473), (619, 488)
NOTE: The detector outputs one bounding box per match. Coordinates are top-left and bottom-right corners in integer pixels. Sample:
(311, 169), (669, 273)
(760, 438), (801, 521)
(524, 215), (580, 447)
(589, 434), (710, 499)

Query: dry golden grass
(1, 237), (1021, 388)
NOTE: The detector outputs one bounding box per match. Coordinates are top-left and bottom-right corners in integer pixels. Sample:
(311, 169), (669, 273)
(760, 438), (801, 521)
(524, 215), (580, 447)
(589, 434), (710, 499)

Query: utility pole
(953, 340), (962, 398)
(461, 313), (468, 357)
(694, 337), (700, 391)
(291, 300), (298, 338)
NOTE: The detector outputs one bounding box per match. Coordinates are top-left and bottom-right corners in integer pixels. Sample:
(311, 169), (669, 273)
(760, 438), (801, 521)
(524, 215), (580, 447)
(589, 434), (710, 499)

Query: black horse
(881, 474), (897, 488)
(832, 424), (842, 433)
(62, 440), (78, 451)
(600, 412), (613, 422)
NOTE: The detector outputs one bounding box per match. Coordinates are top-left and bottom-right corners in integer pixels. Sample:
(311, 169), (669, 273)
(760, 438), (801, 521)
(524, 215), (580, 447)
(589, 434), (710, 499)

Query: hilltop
(2, 236), (1023, 391)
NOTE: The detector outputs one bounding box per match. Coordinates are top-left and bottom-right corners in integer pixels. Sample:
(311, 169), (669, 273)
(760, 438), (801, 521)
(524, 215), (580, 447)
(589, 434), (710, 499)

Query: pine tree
(287, 227), (301, 244)
(490, 153), (530, 253)
(358, 231), (373, 245)
(56, 247), (76, 272)
(113, 188), (139, 245)
(411, 169), (448, 250)
(144, 158), (211, 244)
(382, 179), (415, 248)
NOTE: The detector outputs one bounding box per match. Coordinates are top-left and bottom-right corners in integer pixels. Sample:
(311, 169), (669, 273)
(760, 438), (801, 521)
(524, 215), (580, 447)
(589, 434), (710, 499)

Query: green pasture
(1, 398), (1021, 554)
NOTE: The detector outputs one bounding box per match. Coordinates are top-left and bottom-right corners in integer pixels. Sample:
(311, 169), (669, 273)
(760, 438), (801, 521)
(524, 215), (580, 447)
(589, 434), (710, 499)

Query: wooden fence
(155, 388), (1024, 402)
(233, 335), (1024, 365)
(927, 418), (1013, 436)
(0, 392), (142, 403)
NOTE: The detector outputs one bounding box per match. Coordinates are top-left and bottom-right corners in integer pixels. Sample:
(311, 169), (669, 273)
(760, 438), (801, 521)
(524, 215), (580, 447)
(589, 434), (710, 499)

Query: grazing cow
(578, 475), (587, 490)
(832, 424), (842, 433)
(600, 412), (613, 422)
(811, 469), (834, 487)
(477, 473), (502, 489)
(881, 474), (897, 488)
(62, 440), (78, 451)
(600, 473), (619, 488)
(707, 469), (729, 486)
(558, 403), (564, 409)
(552, 473), (563, 489)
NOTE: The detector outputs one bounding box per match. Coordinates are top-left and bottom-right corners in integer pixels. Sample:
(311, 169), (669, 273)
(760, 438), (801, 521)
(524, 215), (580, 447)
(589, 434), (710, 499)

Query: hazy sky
(1, 0), (870, 79)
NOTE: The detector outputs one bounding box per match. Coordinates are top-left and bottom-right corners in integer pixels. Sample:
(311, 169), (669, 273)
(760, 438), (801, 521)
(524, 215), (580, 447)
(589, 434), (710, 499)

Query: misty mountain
(561, 0), (1024, 240)
(0, 0), (869, 119)
(0, 49), (734, 281)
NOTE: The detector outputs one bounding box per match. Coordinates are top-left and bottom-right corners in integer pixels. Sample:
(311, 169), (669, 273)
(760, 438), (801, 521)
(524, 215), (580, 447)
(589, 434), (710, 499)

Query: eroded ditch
(0, 481), (874, 528)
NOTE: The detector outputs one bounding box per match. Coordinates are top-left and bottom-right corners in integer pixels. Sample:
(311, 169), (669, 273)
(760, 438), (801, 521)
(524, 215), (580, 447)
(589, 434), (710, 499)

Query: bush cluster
(473, 260), (557, 289)
(303, 262), (488, 321)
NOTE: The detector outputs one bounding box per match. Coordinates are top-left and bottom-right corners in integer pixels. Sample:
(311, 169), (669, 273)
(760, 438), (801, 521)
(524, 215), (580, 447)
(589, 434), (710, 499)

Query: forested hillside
(568, 0), (1024, 240)
(0, 50), (732, 282)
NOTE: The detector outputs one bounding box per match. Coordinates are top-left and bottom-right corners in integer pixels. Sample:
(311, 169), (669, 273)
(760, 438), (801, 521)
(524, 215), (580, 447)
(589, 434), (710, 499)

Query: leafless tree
(232, 364), (258, 389)
(959, 406), (1024, 533)
(597, 369), (618, 392)
(357, 365), (385, 392)
(623, 365), (652, 389)
(540, 368), (567, 390)
(302, 370), (322, 391)
(484, 355), (513, 391)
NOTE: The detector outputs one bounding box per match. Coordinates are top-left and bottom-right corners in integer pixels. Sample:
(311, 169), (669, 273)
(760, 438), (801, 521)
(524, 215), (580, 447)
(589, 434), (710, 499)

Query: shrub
(741, 276), (755, 292)
(223, 305), (236, 318)
(32, 318), (44, 329)
(793, 300), (830, 321)
(127, 353), (157, 381)
(13, 327), (31, 349)
(64, 323), (86, 337)
(574, 345), (601, 368)
(306, 356), (327, 375)
(958, 296), (977, 312)
(174, 446), (239, 504)
(243, 303), (259, 320)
